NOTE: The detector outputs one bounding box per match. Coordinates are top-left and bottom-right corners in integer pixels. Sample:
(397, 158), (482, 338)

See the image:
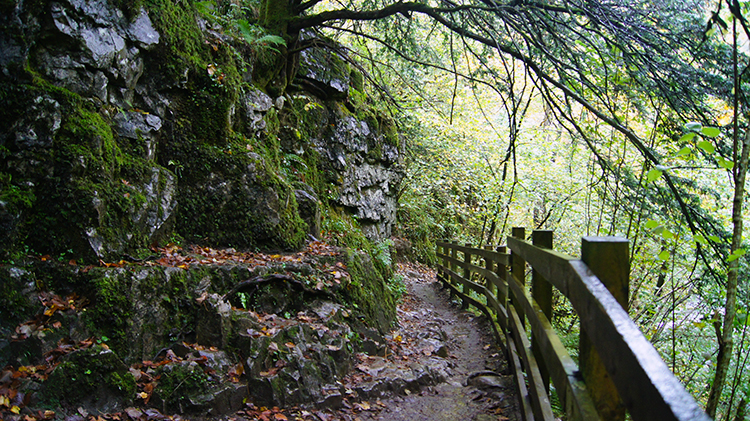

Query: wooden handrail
(435, 231), (712, 421)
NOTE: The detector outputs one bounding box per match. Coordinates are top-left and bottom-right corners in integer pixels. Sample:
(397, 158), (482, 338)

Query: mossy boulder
(42, 346), (136, 413)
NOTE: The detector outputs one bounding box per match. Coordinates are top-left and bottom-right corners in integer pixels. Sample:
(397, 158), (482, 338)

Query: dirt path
(324, 262), (521, 421)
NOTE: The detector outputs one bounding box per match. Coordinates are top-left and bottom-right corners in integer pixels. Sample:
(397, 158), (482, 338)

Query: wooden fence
(436, 228), (712, 421)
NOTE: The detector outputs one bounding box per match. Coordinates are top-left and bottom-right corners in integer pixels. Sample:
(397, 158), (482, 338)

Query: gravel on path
(331, 262), (521, 421)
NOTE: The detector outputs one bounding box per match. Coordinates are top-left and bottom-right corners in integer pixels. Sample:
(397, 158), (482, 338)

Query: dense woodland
(2, 0), (750, 419)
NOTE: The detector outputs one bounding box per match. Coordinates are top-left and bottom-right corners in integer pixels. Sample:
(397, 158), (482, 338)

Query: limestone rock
(296, 39), (350, 100)
(295, 187), (321, 238)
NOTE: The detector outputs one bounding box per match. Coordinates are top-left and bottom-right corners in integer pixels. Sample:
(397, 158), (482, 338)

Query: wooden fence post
(462, 243), (472, 309)
(532, 230), (553, 392)
(496, 245), (508, 309)
(579, 236), (629, 421)
(510, 227), (526, 327)
(484, 244), (496, 295)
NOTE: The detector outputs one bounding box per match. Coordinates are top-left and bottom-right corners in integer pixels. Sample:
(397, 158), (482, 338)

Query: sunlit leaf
(646, 169), (662, 182)
(697, 141), (715, 154)
(693, 234), (708, 245)
(658, 250), (670, 261)
(701, 126), (721, 138)
(644, 220), (660, 229)
(708, 235), (723, 243)
(676, 146), (692, 156)
(678, 133), (696, 143)
(718, 156), (734, 170)
(685, 122), (702, 131)
(662, 229), (674, 240)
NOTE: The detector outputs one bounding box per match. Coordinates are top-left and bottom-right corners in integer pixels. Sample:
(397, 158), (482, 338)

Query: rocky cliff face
(0, 0), (404, 261)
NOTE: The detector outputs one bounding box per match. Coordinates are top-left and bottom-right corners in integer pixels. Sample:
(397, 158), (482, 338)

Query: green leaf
(697, 141), (715, 154)
(646, 169), (663, 182)
(658, 250), (670, 261)
(701, 127), (721, 138)
(693, 234), (708, 245)
(727, 248), (747, 262)
(644, 220), (660, 229)
(708, 235), (723, 243)
(679, 133), (697, 142)
(662, 229), (674, 240)
(685, 122), (703, 132)
(676, 146), (692, 156)
(718, 156), (734, 170)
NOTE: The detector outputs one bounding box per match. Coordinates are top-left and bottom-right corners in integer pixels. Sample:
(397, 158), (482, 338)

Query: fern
(252, 35), (287, 52)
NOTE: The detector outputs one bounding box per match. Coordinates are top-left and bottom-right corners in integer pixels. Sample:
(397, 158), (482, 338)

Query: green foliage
(386, 274), (407, 299)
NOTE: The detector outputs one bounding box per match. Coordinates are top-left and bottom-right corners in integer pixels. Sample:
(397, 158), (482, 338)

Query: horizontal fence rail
(435, 229), (711, 421)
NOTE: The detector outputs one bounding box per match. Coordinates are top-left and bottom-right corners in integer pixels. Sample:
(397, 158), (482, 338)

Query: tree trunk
(706, 17), (750, 417)
(255, 0), (297, 95)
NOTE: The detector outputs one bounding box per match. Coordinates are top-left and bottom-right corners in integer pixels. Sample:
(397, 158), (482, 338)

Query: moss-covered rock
(0, 267), (38, 334)
(342, 250), (397, 334)
(42, 346), (136, 413)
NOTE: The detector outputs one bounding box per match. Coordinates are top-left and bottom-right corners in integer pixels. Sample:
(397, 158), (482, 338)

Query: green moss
(342, 250), (397, 334)
(0, 172), (35, 213)
(154, 363), (210, 409)
(322, 207), (370, 251)
(259, 1), (291, 35)
(81, 270), (132, 353)
(43, 346), (135, 409)
(144, 0), (207, 76)
(166, 131), (305, 250)
(350, 69), (365, 92)
(0, 268), (37, 328)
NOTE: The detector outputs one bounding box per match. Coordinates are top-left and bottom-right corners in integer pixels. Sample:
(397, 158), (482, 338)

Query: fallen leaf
(274, 414), (288, 421)
(196, 291), (208, 304)
(268, 342), (279, 352)
(284, 342), (295, 349)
